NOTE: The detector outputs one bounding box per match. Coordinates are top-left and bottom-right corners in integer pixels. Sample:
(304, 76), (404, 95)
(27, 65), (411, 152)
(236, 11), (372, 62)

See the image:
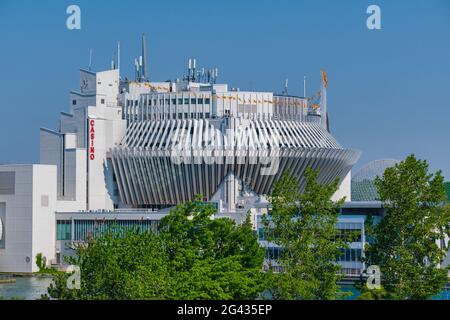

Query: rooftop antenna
(142, 33), (148, 81)
(283, 78), (289, 95)
(117, 41), (121, 71)
(89, 49), (92, 71)
(188, 59), (192, 81)
(320, 69), (328, 131)
(210, 68), (218, 84)
(303, 76), (306, 97)
(134, 58), (139, 81)
(201, 67), (205, 83)
(192, 58), (197, 82)
(139, 55), (143, 81)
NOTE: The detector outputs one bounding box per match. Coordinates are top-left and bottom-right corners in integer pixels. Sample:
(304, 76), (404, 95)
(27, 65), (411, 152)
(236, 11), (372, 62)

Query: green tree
(47, 196), (266, 300)
(364, 154), (450, 300)
(264, 168), (349, 300)
(47, 227), (172, 300)
(35, 253), (47, 271)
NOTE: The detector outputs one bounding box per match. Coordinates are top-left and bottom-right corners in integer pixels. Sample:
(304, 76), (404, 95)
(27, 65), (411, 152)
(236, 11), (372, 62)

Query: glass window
(356, 249), (362, 261)
(258, 228), (264, 240)
(345, 249), (351, 261)
(56, 220), (72, 240)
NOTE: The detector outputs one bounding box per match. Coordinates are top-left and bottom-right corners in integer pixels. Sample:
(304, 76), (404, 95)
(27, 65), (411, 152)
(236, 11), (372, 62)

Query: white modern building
(1, 35), (366, 274)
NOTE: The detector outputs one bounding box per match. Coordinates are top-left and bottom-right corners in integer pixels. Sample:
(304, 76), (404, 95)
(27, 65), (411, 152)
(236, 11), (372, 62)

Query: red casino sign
(89, 119), (95, 160)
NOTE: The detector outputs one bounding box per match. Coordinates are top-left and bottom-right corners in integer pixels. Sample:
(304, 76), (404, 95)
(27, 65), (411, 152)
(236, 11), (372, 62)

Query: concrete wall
(0, 165), (57, 273)
(332, 171), (352, 202)
(32, 165), (57, 271)
(40, 129), (63, 198)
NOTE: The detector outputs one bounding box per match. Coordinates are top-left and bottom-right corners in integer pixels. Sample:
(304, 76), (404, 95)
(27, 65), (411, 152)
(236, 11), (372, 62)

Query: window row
(57, 219), (160, 241)
(126, 98), (211, 107)
(337, 248), (362, 262)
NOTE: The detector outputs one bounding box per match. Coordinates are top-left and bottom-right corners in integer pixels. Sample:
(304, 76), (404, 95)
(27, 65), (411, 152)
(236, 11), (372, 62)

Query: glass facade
(265, 246), (281, 261)
(336, 222), (363, 242)
(337, 248), (362, 262)
(57, 219), (159, 241)
(444, 182), (450, 201)
(56, 220), (72, 240)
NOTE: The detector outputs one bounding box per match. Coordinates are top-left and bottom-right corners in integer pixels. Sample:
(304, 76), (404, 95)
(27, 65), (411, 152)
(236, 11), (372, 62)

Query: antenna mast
(142, 33), (148, 82)
(117, 41), (121, 71)
(303, 76), (306, 97)
(89, 49), (92, 71)
(320, 69), (328, 131)
(283, 78), (289, 95)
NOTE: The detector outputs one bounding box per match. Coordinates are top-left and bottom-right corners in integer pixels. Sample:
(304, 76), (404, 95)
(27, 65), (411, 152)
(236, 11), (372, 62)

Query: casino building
(1, 35), (372, 274)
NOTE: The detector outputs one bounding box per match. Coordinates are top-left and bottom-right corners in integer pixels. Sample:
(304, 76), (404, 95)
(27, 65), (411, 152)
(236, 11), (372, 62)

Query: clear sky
(0, 0), (449, 178)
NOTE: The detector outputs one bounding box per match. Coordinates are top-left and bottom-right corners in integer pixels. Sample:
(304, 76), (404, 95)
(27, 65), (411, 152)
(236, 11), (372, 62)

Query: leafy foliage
(46, 195), (266, 300)
(159, 195), (266, 299)
(35, 253), (58, 274)
(35, 253), (46, 271)
(364, 154), (450, 299)
(264, 168), (349, 300)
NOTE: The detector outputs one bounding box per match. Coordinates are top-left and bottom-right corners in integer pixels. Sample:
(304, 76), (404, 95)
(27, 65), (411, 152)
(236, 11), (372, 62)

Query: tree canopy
(264, 168), (349, 300)
(46, 196), (266, 300)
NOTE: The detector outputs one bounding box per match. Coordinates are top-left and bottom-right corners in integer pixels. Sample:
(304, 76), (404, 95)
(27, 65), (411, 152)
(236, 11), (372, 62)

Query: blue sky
(0, 0), (449, 178)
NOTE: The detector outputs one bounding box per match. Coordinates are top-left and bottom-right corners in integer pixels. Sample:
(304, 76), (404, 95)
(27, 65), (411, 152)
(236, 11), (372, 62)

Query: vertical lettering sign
(89, 119), (95, 160)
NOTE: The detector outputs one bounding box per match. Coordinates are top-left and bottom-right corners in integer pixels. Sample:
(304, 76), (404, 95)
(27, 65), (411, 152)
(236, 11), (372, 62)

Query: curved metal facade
(110, 118), (361, 206)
